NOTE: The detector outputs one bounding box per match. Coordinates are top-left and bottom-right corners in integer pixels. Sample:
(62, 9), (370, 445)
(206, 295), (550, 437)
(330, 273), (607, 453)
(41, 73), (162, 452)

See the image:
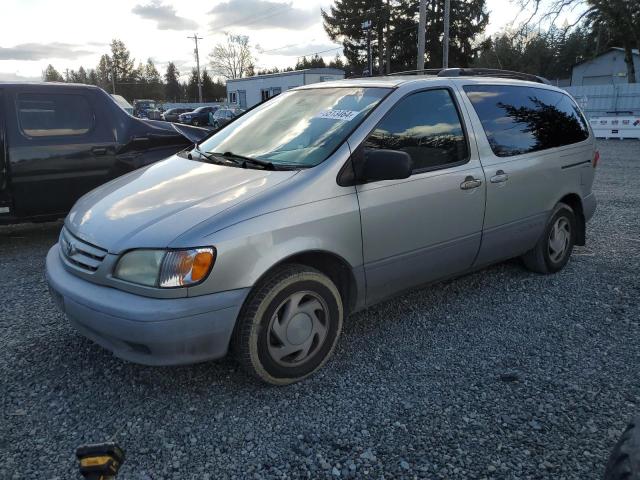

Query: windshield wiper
(189, 144), (241, 166)
(213, 151), (275, 170)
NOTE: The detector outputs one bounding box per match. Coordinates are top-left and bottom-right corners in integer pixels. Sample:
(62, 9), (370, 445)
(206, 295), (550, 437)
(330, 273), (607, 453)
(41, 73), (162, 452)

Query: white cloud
(259, 42), (341, 56)
(0, 42), (94, 61)
(132, 1), (199, 31)
(0, 71), (42, 82)
(209, 0), (318, 31)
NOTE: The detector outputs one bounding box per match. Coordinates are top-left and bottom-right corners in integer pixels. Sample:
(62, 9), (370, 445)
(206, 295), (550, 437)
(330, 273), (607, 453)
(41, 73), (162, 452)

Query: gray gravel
(1, 140), (639, 479)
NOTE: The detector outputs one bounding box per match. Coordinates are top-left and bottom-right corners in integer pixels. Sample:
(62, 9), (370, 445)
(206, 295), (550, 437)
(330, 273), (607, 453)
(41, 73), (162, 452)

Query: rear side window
(16, 93), (93, 137)
(464, 85), (589, 157)
(364, 89), (469, 172)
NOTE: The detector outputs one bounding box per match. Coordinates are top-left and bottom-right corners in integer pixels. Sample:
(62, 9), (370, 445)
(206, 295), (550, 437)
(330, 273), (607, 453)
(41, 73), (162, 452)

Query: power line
(209, 4), (292, 32)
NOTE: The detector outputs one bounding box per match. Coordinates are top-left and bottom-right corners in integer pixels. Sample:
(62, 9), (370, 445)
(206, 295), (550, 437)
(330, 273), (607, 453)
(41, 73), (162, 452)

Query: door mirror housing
(360, 149), (412, 183)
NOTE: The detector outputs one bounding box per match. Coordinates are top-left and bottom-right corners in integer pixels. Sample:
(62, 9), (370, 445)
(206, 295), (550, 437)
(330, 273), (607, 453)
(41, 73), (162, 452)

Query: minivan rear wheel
(233, 264), (343, 385)
(522, 202), (576, 274)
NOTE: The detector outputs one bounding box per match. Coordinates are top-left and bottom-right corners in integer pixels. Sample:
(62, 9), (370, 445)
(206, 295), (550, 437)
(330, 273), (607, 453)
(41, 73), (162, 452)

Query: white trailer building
(226, 68), (345, 109)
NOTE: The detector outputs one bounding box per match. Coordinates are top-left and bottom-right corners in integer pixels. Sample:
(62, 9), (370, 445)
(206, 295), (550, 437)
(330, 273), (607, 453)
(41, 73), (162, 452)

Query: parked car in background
(132, 99), (156, 118)
(145, 108), (164, 121)
(162, 107), (191, 123)
(0, 82), (208, 224)
(46, 71), (597, 385)
(178, 105), (218, 126)
(211, 107), (245, 129)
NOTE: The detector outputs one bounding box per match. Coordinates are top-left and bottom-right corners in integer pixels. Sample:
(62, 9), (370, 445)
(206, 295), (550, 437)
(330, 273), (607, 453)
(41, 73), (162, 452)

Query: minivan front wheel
(522, 202), (576, 274)
(233, 264), (343, 385)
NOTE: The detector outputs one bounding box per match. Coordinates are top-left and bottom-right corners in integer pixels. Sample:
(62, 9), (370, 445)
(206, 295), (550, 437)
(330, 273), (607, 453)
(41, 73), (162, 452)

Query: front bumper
(45, 245), (250, 366)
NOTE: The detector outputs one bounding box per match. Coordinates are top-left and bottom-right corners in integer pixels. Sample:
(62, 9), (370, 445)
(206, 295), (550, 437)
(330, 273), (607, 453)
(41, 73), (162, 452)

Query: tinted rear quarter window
(17, 93), (93, 137)
(464, 85), (589, 157)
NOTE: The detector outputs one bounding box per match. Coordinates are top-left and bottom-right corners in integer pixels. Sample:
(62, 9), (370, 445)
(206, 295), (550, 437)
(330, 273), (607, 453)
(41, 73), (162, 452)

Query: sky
(0, 0), (578, 82)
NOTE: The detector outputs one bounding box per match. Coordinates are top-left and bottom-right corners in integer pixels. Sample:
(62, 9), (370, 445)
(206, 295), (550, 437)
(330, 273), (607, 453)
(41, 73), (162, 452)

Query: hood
(66, 156), (297, 253)
(133, 118), (210, 143)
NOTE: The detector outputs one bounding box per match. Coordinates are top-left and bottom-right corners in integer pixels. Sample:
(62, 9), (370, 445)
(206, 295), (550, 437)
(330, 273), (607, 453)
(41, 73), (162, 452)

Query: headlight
(114, 248), (215, 288)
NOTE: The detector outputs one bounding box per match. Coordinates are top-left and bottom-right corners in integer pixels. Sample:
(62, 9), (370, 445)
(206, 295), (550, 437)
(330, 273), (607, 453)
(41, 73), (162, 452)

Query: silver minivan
(46, 72), (597, 384)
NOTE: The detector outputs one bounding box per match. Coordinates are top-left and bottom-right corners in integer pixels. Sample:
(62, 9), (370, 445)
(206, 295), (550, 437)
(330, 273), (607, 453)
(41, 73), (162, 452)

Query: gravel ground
(1, 140), (639, 479)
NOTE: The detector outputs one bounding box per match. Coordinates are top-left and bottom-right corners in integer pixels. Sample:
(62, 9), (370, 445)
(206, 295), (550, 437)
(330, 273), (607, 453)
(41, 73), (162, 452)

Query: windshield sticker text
(315, 109), (360, 122)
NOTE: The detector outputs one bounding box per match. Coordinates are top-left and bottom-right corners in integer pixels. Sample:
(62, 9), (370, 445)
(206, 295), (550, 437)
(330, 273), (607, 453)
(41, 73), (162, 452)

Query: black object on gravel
(605, 417), (640, 480)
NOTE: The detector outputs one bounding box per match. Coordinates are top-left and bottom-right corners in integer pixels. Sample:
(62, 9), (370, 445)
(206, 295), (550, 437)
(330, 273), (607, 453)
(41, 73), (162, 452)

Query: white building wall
(304, 73), (344, 84)
(571, 50), (640, 85)
(226, 70), (346, 109)
(227, 73), (305, 109)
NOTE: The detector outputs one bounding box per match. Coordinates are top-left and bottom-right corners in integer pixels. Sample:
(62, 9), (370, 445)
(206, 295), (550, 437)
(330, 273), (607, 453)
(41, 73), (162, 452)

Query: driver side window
(364, 89), (469, 172)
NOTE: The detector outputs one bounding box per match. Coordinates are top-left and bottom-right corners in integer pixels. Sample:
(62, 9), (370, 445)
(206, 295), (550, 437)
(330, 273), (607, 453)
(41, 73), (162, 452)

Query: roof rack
(388, 67), (550, 84)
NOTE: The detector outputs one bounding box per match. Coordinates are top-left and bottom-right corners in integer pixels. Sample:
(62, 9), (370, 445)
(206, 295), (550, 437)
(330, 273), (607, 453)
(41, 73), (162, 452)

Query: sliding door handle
(490, 170), (509, 183)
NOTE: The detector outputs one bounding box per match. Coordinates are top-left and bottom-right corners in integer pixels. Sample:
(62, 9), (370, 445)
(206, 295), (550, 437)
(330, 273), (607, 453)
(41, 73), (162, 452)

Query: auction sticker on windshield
(315, 109), (360, 121)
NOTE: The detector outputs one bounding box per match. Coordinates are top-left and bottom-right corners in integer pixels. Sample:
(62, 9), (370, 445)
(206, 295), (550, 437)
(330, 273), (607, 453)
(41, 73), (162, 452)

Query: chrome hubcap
(267, 291), (328, 366)
(548, 217), (571, 263)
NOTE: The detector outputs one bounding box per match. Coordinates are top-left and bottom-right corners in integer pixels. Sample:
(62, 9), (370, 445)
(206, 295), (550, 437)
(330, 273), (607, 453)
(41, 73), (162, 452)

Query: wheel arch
(249, 249), (361, 316)
(558, 193), (585, 246)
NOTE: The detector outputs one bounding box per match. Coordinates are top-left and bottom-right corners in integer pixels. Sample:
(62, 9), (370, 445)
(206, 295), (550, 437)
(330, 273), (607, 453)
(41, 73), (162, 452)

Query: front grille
(60, 228), (107, 273)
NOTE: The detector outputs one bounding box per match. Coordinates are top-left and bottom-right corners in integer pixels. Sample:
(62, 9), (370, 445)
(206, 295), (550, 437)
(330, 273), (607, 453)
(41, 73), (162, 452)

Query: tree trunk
(623, 42), (637, 83)
(377, 18), (385, 75)
(385, 0), (391, 74)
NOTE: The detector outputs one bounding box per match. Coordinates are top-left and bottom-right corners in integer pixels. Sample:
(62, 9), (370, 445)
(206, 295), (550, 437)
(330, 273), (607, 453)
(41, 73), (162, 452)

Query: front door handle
(490, 170), (509, 183)
(460, 176), (482, 190)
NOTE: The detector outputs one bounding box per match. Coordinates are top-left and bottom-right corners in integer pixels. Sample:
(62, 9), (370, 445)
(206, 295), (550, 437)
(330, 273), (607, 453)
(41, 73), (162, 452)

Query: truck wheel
(522, 202), (576, 274)
(233, 264), (343, 385)
(605, 417), (640, 480)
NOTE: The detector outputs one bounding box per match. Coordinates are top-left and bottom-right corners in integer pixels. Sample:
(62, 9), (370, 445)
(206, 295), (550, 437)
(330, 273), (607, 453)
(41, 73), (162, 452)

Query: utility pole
(188, 33), (203, 102)
(443, 0), (450, 69)
(417, 0), (427, 71)
(111, 64), (116, 94)
(362, 20), (372, 76)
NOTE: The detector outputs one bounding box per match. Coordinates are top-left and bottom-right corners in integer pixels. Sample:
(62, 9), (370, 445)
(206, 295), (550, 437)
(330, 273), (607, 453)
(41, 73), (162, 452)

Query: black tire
(193, 119), (200, 126)
(605, 417), (640, 480)
(233, 264), (343, 385)
(522, 202), (576, 274)
(213, 121), (219, 129)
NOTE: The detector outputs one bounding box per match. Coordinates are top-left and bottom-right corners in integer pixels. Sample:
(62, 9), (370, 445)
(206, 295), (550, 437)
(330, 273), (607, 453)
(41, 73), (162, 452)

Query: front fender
(186, 193), (363, 298)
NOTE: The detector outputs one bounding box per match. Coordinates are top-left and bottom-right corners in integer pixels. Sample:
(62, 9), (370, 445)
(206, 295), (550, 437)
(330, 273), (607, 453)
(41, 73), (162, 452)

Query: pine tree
(143, 59), (163, 99)
(328, 53), (345, 69)
(76, 66), (89, 84)
(164, 62), (181, 101)
(43, 65), (64, 82)
(96, 54), (113, 92)
(87, 69), (98, 86)
(201, 69), (215, 101)
(322, 0), (489, 73)
(186, 68), (200, 102)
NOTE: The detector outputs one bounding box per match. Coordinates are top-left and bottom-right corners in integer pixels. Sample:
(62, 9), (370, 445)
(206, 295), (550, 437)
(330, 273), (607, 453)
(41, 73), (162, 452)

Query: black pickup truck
(0, 82), (209, 224)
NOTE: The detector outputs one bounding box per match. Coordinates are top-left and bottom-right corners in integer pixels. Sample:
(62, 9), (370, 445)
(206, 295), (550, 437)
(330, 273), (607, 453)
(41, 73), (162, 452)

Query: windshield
(196, 87), (389, 167)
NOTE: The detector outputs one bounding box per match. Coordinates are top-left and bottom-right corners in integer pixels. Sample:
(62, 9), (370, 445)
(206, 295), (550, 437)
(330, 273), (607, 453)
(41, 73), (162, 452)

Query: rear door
(354, 87), (486, 305)
(7, 86), (117, 217)
(459, 83), (593, 266)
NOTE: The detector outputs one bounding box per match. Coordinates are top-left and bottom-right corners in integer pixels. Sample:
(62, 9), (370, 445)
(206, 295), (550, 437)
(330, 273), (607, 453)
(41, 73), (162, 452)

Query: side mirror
(360, 148), (412, 183)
